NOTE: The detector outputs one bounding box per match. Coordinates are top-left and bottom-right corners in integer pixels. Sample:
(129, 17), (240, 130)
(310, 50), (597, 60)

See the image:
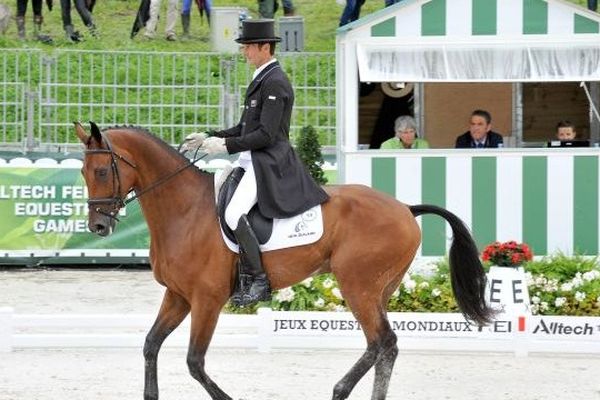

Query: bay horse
(75, 122), (494, 400)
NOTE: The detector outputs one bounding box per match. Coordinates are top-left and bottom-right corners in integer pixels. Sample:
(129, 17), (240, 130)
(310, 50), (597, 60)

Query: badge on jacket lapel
(250, 99), (257, 107)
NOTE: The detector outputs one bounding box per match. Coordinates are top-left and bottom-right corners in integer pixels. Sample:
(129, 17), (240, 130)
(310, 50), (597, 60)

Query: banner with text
(263, 310), (600, 343)
(0, 167), (149, 255)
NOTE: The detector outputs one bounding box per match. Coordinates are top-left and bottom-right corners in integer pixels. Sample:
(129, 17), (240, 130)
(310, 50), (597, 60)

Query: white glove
(181, 132), (208, 152)
(201, 137), (227, 155)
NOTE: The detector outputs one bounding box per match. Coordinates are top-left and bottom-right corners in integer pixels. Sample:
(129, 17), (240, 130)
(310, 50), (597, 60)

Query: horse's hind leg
(144, 289), (190, 400)
(332, 341), (381, 400)
(372, 325), (398, 400)
(371, 276), (404, 400)
(331, 302), (397, 400)
(332, 265), (406, 400)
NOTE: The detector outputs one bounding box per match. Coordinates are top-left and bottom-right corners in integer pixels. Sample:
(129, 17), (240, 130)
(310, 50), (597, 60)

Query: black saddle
(217, 167), (273, 245)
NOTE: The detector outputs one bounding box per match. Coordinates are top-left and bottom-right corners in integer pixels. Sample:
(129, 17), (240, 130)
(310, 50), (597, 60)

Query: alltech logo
(530, 317), (600, 337)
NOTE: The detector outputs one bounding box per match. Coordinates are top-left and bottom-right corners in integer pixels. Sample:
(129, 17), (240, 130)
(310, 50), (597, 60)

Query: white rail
(1, 307), (599, 355)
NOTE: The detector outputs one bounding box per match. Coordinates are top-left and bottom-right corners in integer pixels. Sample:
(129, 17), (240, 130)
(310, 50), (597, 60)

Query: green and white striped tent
(347, 150), (600, 257)
(335, 0), (600, 257)
(338, 0), (600, 83)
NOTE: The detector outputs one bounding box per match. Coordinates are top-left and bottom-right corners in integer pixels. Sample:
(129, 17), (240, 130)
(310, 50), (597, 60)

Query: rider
(184, 19), (329, 306)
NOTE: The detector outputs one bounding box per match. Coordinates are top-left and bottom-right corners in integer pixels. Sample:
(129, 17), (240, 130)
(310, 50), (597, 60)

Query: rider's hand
(181, 132), (208, 152)
(201, 137), (227, 155)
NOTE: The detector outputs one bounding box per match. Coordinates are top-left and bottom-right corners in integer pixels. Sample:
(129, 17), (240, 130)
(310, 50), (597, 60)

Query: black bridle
(85, 133), (207, 221)
(84, 133), (137, 221)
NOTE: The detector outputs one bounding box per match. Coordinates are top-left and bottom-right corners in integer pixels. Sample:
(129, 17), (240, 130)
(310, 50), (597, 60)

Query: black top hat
(236, 19), (281, 44)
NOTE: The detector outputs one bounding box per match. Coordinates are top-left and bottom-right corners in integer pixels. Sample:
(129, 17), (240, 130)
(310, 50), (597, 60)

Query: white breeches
(225, 162), (258, 230)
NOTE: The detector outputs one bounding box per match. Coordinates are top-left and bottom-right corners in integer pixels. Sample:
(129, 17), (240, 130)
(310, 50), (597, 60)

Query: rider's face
(240, 43), (271, 68)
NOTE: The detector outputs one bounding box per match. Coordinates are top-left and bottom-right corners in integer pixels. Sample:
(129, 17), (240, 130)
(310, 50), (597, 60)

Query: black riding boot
(230, 215), (271, 307)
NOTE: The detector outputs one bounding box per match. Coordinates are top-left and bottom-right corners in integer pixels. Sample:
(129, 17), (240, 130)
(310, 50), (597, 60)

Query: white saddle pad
(214, 165), (324, 253)
(220, 205), (324, 253)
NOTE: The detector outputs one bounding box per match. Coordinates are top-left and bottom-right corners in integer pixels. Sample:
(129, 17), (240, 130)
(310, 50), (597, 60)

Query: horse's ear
(89, 121), (102, 144)
(74, 121), (90, 144)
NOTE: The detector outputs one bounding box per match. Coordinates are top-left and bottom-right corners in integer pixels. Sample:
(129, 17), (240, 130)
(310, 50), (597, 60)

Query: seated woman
(380, 115), (429, 149)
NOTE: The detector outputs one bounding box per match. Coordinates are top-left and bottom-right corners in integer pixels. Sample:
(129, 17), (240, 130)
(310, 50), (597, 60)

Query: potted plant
(481, 240), (533, 267)
(481, 241), (534, 315)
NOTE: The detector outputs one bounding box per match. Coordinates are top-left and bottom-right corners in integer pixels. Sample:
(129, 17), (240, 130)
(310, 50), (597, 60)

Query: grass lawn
(0, 0), (589, 52)
(0, 0), (379, 51)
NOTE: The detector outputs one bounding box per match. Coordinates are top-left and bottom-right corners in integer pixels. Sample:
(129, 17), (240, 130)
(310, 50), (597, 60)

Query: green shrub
(526, 254), (600, 316)
(296, 125), (327, 185)
(225, 254), (600, 316)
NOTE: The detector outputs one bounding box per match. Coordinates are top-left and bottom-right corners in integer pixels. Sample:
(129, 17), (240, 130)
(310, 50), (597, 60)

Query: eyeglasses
(397, 129), (416, 135)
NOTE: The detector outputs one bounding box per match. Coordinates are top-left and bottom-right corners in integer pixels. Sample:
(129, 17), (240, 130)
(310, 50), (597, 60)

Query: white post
(513, 315), (529, 358)
(0, 307), (14, 352)
(257, 307), (272, 353)
(486, 267), (531, 357)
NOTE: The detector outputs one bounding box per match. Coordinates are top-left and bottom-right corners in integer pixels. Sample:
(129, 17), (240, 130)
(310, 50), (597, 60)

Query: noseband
(85, 133), (137, 221)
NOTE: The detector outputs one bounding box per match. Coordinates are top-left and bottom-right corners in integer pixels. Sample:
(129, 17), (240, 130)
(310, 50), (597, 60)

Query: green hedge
(224, 254), (600, 316)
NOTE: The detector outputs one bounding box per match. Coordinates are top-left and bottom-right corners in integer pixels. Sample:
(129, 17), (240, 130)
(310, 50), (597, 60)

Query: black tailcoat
(216, 61), (329, 219)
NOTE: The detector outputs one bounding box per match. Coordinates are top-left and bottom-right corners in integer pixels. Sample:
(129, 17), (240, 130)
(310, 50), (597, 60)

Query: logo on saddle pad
(214, 166), (324, 253)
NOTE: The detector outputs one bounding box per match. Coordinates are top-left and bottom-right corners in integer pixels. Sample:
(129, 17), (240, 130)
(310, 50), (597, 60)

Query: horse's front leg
(187, 299), (233, 400)
(143, 288), (190, 400)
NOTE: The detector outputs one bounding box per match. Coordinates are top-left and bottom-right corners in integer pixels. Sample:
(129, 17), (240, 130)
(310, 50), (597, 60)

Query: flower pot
(486, 265), (531, 316)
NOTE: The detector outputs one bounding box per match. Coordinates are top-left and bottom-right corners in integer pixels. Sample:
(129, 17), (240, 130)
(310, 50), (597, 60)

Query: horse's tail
(409, 204), (495, 326)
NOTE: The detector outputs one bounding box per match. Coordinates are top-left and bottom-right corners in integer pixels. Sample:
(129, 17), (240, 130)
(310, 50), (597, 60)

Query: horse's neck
(126, 137), (215, 233)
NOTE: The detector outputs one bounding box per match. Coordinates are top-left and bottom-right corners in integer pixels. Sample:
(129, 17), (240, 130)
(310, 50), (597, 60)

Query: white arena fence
(1, 307), (599, 356)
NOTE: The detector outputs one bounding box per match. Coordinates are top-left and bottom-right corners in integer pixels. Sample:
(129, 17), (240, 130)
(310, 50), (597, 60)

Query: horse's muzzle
(88, 216), (115, 237)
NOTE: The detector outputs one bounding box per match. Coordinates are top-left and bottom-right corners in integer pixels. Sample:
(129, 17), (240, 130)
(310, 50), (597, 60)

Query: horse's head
(75, 122), (138, 236)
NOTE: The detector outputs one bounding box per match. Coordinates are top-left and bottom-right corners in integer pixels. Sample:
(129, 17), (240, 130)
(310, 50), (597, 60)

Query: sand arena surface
(1, 268), (599, 400)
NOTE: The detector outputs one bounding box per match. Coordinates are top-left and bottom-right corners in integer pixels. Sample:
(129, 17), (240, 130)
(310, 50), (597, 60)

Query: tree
(296, 125), (327, 185)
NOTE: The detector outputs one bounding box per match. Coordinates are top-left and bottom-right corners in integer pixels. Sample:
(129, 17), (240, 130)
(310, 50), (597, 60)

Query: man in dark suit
(455, 109), (504, 148)
(194, 19), (329, 306)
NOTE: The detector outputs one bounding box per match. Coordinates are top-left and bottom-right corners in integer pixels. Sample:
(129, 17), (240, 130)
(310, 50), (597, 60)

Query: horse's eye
(95, 168), (109, 179)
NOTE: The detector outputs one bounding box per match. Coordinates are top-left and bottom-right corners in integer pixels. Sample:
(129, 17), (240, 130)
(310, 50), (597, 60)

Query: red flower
(480, 240), (534, 267)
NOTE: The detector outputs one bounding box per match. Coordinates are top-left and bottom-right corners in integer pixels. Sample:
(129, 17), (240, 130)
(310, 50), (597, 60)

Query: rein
(123, 151), (208, 206)
(85, 133), (207, 221)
